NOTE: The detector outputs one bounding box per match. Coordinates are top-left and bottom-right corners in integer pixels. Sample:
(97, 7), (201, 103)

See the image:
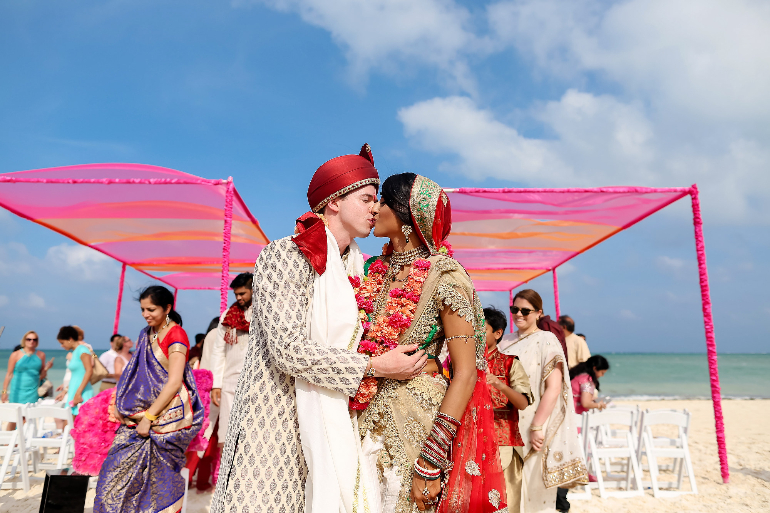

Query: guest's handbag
(38, 379), (53, 397)
(89, 351), (109, 385)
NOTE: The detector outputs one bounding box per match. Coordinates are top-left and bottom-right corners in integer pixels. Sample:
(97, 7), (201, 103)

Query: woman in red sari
(355, 173), (506, 512)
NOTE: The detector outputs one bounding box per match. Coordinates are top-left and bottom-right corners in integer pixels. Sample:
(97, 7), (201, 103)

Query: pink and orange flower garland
(348, 257), (431, 410)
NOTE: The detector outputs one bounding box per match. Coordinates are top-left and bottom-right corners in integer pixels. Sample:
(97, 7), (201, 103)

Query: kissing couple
(211, 144), (506, 513)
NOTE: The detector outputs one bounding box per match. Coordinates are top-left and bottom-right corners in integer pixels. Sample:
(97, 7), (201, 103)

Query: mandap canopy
(445, 185), (727, 483)
(0, 163), (269, 332)
(0, 167), (727, 484)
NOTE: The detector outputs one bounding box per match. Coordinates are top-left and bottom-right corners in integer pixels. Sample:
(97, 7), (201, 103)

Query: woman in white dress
(498, 289), (587, 513)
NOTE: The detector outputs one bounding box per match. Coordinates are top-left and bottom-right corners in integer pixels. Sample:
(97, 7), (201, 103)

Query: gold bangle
(529, 425), (543, 431)
(144, 411), (159, 421)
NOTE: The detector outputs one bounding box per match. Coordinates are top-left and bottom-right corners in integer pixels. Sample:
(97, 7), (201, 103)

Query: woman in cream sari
(354, 173), (506, 513)
(498, 289), (587, 513)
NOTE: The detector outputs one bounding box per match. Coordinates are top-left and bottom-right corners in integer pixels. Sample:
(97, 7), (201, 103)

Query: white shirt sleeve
(210, 312), (228, 389)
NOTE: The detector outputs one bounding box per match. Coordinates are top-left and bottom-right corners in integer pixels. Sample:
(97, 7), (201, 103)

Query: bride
(353, 173), (506, 513)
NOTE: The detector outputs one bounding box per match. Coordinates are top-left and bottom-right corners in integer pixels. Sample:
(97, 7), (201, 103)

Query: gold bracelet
(144, 411), (159, 421)
(529, 425), (543, 431)
(444, 334), (474, 344)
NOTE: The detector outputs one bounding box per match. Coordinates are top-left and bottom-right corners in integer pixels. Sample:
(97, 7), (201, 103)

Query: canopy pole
(174, 288), (178, 306)
(690, 184), (728, 484)
(220, 177), (234, 315)
(113, 263), (126, 335)
(509, 289), (514, 333)
(553, 268), (561, 319)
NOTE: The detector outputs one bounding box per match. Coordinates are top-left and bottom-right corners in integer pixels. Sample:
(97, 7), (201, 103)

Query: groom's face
(335, 185), (378, 239)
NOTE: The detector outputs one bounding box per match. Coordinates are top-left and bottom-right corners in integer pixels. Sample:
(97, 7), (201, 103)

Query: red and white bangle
(414, 458), (442, 481)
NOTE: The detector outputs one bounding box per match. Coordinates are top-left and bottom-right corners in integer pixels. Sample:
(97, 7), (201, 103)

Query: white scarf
(296, 227), (381, 513)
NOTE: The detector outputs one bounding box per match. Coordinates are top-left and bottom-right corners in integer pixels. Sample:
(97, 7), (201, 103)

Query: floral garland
(348, 257), (431, 410)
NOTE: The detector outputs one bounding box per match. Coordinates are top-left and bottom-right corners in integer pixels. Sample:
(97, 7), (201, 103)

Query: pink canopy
(0, 163), (269, 323)
(446, 187), (690, 292)
(446, 185), (727, 484)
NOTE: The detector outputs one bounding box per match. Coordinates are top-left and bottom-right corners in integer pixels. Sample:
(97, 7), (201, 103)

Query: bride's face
(372, 200), (402, 239)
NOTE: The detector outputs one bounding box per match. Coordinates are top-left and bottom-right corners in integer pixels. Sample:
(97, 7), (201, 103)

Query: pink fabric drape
(220, 177), (234, 315)
(690, 185), (728, 483)
(553, 267), (561, 319)
(113, 263), (126, 335)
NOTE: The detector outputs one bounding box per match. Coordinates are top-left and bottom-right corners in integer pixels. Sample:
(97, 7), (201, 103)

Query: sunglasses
(510, 306), (537, 316)
(26, 337), (38, 342)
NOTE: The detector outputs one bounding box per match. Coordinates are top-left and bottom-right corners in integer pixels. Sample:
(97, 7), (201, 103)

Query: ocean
(1, 350), (768, 400)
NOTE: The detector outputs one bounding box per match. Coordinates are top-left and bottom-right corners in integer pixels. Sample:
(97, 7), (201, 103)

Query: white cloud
(45, 243), (117, 281)
(24, 293), (46, 309)
(239, 0), (485, 93)
(398, 91), (770, 222)
(489, 0), (770, 123)
(619, 309), (639, 320)
(0, 295), (8, 308)
(0, 242), (34, 275)
(558, 262), (576, 276)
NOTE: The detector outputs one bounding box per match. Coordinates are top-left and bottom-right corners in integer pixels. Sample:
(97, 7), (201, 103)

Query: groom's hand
(371, 345), (428, 380)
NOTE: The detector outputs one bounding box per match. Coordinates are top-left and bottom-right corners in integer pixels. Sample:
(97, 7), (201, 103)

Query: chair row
(0, 401), (75, 491)
(572, 407), (697, 500)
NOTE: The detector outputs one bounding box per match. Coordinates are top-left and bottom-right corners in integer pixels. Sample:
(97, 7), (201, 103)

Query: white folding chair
(584, 409), (644, 498)
(637, 409), (698, 497)
(23, 405), (75, 470)
(596, 405), (640, 476)
(0, 404), (30, 491)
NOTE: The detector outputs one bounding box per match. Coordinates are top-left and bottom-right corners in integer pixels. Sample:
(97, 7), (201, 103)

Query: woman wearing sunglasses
(2, 330), (54, 429)
(498, 290), (587, 513)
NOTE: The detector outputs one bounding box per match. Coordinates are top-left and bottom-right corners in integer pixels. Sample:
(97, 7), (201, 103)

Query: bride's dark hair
(380, 173), (417, 226)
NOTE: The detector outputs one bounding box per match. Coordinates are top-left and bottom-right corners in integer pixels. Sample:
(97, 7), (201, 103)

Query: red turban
(295, 144), (380, 275)
(307, 143), (380, 212)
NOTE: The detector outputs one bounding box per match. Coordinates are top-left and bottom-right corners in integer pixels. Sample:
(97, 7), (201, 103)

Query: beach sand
(1, 399), (768, 512)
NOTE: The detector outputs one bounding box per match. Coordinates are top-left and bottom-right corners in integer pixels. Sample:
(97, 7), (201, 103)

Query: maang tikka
(401, 224), (413, 244)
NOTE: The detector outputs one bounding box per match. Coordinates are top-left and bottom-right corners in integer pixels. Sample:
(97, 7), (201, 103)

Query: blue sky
(1, 0), (768, 353)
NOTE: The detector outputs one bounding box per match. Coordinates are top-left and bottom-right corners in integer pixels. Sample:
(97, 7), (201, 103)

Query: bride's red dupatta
(438, 369), (507, 513)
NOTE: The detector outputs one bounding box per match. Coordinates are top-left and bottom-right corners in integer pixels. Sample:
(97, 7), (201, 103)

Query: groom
(211, 144), (428, 513)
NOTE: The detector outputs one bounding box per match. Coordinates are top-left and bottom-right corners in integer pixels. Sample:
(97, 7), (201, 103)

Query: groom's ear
(325, 196), (343, 215)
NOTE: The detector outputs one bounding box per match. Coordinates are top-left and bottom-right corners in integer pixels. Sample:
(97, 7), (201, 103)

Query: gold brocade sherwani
(358, 254), (487, 513)
(211, 237), (369, 513)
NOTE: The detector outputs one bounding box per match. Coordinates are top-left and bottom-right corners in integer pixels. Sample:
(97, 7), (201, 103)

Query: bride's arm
(412, 306), (477, 510)
(435, 305), (478, 419)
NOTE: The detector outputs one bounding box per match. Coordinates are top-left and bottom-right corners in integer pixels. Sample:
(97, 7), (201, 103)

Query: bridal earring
(402, 225), (413, 244)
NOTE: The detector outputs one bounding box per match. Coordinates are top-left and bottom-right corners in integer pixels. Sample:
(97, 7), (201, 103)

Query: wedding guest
(499, 290), (587, 513)
(99, 335), (130, 392)
(558, 315), (591, 369)
(186, 316), (223, 492)
(58, 326), (94, 417)
(56, 325), (89, 401)
(484, 306), (533, 512)
(95, 285), (203, 513)
(188, 334), (205, 366)
(570, 355), (609, 414)
(2, 330), (53, 429)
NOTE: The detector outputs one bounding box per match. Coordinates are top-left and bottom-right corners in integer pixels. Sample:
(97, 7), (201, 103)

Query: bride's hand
(411, 460), (441, 511)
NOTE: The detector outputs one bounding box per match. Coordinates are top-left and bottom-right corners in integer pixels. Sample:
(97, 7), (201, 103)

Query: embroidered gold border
(311, 177), (380, 212)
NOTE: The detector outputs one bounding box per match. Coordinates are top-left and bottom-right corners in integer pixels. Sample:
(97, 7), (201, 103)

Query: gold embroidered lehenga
(356, 175), (506, 513)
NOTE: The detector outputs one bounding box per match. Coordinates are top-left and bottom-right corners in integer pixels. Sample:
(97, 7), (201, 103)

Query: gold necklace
(511, 328), (541, 345)
(151, 316), (171, 344)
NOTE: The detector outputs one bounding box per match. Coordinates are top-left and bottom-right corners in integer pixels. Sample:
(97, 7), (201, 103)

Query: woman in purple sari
(95, 286), (204, 513)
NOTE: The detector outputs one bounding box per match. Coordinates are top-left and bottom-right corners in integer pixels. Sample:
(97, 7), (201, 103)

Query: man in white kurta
(211, 144), (429, 513)
(210, 272), (254, 443)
